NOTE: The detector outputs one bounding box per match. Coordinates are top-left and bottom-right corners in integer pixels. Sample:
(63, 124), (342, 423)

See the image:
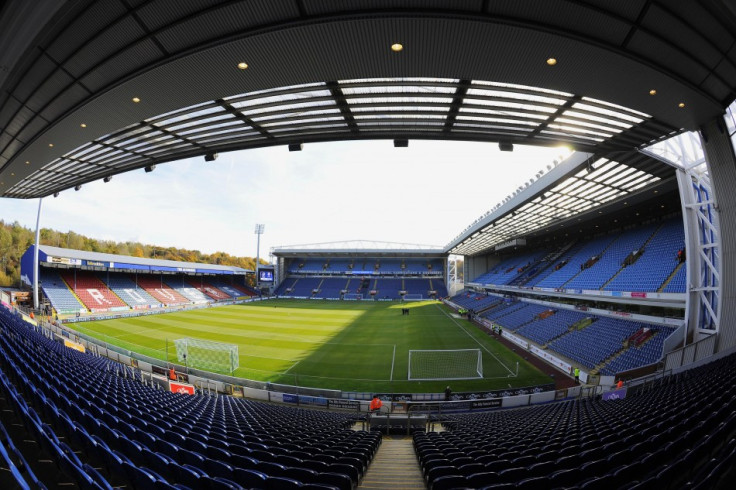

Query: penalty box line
(435, 304), (516, 377)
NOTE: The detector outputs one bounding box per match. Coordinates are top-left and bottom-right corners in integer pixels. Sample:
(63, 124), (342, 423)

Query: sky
(0, 140), (568, 261)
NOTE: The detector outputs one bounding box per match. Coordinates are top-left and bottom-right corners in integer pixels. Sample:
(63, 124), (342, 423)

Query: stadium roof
(272, 240), (445, 257)
(35, 245), (251, 274)
(445, 150), (676, 255)
(1, 1), (735, 198)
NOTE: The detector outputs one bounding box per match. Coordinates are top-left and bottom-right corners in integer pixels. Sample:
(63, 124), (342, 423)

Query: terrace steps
(358, 436), (425, 490)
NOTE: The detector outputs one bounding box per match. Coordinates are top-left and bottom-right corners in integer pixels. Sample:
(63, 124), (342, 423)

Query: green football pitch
(75, 300), (552, 393)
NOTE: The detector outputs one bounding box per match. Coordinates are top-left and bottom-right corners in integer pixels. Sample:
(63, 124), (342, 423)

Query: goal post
(403, 293), (423, 301)
(174, 338), (239, 374)
(343, 293), (363, 300)
(408, 349), (483, 381)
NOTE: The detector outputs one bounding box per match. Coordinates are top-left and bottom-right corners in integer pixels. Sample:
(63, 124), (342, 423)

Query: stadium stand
(403, 278), (433, 298)
(450, 292), (504, 311)
(59, 271), (128, 311)
(315, 278), (349, 299)
(134, 276), (190, 305)
(40, 270), (85, 314)
(546, 318), (645, 370)
(416, 350), (736, 489)
(663, 265), (687, 293)
(604, 218), (686, 293)
(287, 277), (322, 298)
(599, 327), (674, 375)
(163, 279), (212, 304)
(0, 307), (380, 490)
(186, 279), (231, 301)
(103, 273), (160, 308)
(210, 279), (253, 299)
(374, 278), (402, 300)
(564, 224), (657, 290)
(471, 250), (547, 286)
(533, 235), (617, 289)
(515, 309), (589, 346)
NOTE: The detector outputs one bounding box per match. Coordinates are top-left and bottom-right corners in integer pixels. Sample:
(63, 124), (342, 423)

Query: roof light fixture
(391, 43), (403, 52)
(546, 58), (557, 66)
(132, 97), (141, 103)
(237, 62), (248, 70)
(649, 89), (657, 95)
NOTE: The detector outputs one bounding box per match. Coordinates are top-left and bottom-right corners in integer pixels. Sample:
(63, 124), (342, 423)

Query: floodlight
(204, 152), (219, 161)
(394, 139), (409, 148)
(145, 165), (156, 173)
(499, 141), (514, 152)
(74, 185), (82, 191)
(103, 176), (112, 183)
(288, 143), (303, 152)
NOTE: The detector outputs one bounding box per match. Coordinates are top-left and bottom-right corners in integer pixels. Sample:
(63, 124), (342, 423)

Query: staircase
(358, 436), (425, 489)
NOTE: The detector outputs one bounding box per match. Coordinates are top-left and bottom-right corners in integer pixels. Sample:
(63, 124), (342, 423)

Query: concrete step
(359, 435), (425, 489)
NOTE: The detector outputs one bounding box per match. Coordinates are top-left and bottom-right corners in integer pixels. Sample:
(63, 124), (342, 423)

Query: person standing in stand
(445, 386), (452, 401)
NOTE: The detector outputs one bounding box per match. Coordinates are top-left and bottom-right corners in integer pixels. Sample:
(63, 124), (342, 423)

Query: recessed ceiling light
(48, 143), (54, 147)
(546, 58), (557, 66)
(649, 89), (657, 95)
(237, 62), (248, 70)
(25, 161), (30, 165)
(132, 97), (141, 103)
(80, 123), (87, 128)
(10, 173), (14, 176)
(678, 102), (685, 108)
(391, 43), (403, 52)
(654, 190), (658, 193)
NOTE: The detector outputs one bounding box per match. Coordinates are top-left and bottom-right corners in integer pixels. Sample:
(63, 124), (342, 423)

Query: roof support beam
(215, 99), (274, 140)
(444, 79), (471, 132)
(326, 81), (359, 134)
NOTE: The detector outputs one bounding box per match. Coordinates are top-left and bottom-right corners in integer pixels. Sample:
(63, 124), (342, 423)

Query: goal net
(403, 294), (423, 301)
(174, 338), (239, 374)
(408, 349), (483, 380)
(343, 293), (363, 300)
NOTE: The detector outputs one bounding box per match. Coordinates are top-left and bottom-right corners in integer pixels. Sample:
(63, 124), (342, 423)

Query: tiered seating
(663, 265), (687, 293)
(163, 279), (211, 304)
(546, 318), (643, 369)
(534, 235), (617, 289)
(403, 278), (432, 297)
(565, 224), (656, 290)
(315, 278), (348, 299)
(209, 279), (249, 299)
(605, 219), (686, 292)
(40, 270), (85, 314)
(482, 303), (549, 331)
(274, 277), (299, 296)
(104, 274), (159, 308)
(416, 351), (736, 489)
(471, 250), (547, 285)
(450, 292), (503, 311)
(0, 307), (379, 490)
(288, 277), (322, 297)
(404, 261), (429, 273)
(515, 309), (589, 345)
(324, 260), (351, 273)
(480, 301), (528, 323)
(431, 280), (449, 298)
(378, 260), (402, 273)
(374, 279), (402, 299)
(600, 327), (674, 375)
(59, 271), (128, 311)
(134, 276), (190, 305)
(299, 260), (326, 274)
(186, 279), (231, 300)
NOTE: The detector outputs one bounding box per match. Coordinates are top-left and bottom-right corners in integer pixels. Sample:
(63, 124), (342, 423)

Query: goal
(174, 338), (239, 374)
(403, 293), (423, 301)
(408, 349), (483, 380)
(343, 293), (363, 300)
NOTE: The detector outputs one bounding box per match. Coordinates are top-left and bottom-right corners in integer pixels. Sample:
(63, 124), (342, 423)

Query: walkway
(359, 435), (425, 489)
